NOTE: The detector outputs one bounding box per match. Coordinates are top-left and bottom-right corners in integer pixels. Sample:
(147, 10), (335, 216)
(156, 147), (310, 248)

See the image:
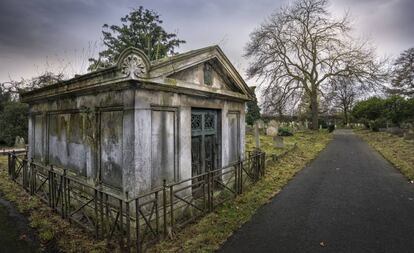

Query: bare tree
(245, 0), (386, 129)
(1, 71), (64, 100)
(390, 47), (414, 97)
(261, 84), (303, 116)
(329, 77), (359, 125)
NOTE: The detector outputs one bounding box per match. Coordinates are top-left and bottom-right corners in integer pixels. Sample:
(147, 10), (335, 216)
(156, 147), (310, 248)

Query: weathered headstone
(403, 132), (414, 140)
(273, 135), (284, 148)
(266, 126), (278, 136)
(14, 136), (25, 148)
(291, 121), (298, 132)
(256, 119), (265, 129)
(268, 120), (279, 128)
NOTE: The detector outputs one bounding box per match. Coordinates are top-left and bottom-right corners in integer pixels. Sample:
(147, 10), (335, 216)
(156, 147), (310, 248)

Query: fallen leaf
(320, 241), (327, 247)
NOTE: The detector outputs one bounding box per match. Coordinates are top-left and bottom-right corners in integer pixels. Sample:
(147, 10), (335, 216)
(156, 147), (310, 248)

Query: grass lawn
(245, 132), (298, 156)
(0, 155), (108, 252)
(150, 131), (332, 253)
(355, 129), (414, 180)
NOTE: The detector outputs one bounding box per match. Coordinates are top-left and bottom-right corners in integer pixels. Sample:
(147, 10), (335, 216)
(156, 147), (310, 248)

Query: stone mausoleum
(21, 46), (253, 197)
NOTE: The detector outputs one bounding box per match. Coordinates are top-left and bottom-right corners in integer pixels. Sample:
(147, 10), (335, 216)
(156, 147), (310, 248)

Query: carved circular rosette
(121, 54), (147, 79)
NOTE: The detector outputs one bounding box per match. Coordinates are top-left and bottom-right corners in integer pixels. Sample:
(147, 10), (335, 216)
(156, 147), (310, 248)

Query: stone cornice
(21, 46), (253, 103)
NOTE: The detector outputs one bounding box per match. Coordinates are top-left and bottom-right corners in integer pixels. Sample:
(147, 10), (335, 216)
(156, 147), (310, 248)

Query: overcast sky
(0, 0), (413, 84)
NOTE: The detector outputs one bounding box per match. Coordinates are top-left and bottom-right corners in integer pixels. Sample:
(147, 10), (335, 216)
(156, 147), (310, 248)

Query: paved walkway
(219, 130), (414, 253)
(0, 197), (39, 252)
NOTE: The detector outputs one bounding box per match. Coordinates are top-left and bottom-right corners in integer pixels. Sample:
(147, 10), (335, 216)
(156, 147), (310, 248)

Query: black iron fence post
(119, 198), (124, 251)
(169, 184), (174, 231)
(99, 191), (104, 238)
(22, 158), (28, 190)
(154, 191), (160, 241)
(60, 170), (64, 218)
(7, 153), (10, 175)
(162, 179), (167, 239)
(6, 149), (269, 251)
(94, 189), (99, 239)
(125, 192), (131, 253)
(50, 165), (55, 208)
(10, 151), (16, 179)
(104, 193), (110, 245)
(240, 160), (244, 194)
(29, 160), (35, 195)
(62, 169), (68, 218)
(262, 152), (266, 176)
(207, 171), (212, 212)
(234, 163), (239, 195)
(12, 151), (16, 179)
(135, 197), (141, 253)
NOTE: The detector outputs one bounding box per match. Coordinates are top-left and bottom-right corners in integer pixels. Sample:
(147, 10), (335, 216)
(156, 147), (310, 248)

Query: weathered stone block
(266, 126), (278, 136)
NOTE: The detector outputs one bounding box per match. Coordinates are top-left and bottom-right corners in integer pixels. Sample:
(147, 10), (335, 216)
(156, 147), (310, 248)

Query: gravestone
(268, 120), (279, 128)
(291, 121), (298, 132)
(404, 128), (414, 140)
(403, 133), (414, 140)
(267, 120), (279, 136)
(14, 136), (25, 148)
(256, 119), (265, 129)
(273, 135), (284, 148)
(266, 126), (278, 136)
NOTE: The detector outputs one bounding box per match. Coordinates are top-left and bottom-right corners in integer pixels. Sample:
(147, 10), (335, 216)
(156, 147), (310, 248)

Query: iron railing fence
(6, 151), (266, 252)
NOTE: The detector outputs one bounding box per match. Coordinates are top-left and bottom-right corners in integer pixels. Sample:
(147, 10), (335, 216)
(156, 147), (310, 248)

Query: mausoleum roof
(21, 45), (254, 103)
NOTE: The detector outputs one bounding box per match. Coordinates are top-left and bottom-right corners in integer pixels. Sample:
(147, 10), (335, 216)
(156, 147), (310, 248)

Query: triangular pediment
(147, 46), (254, 100)
(165, 58), (244, 94)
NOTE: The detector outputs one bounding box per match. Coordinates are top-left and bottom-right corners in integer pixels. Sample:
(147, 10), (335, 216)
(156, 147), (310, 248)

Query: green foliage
(0, 100), (28, 146)
(0, 72), (63, 147)
(383, 95), (413, 126)
(0, 88), (11, 111)
(352, 95), (414, 131)
(278, 127), (293, 136)
(246, 99), (261, 125)
(89, 6), (186, 70)
(390, 47), (414, 97)
(370, 118), (386, 132)
(352, 97), (385, 121)
(318, 119), (328, 129)
(328, 124), (335, 133)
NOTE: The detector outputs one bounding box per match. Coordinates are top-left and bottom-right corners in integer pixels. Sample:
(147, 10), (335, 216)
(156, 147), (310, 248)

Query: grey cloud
(0, 0), (412, 82)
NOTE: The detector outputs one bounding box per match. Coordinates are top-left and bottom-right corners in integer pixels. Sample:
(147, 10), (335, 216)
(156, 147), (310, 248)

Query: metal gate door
(191, 109), (218, 179)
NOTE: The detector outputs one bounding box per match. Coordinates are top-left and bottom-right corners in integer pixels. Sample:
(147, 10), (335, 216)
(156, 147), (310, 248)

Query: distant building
(21, 46), (253, 197)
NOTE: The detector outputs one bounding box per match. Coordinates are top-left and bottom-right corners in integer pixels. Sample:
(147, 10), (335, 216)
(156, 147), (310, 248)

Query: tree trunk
(343, 107), (349, 125)
(310, 91), (319, 130)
